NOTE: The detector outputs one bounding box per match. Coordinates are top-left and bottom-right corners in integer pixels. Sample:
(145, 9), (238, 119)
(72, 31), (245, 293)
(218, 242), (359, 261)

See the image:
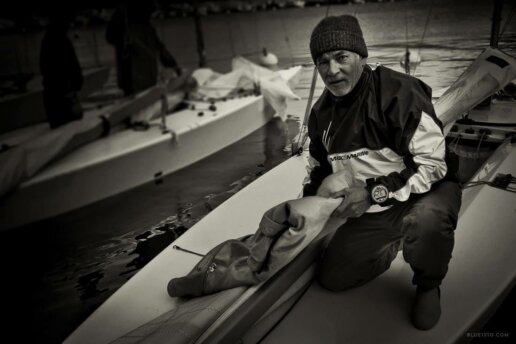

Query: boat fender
(99, 114), (111, 137)
(260, 48), (279, 68)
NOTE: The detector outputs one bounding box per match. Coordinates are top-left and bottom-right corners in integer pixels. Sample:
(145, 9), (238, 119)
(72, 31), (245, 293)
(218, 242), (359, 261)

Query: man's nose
(328, 59), (340, 75)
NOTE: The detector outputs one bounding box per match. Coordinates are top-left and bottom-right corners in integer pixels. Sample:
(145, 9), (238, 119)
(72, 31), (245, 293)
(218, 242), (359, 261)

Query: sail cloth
(168, 196), (342, 298)
(434, 47), (516, 134)
(190, 56), (300, 118)
(112, 171), (349, 344)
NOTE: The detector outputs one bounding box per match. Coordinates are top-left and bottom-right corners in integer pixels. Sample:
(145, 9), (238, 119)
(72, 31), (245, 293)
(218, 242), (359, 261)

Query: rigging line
(225, 17), (236, 57)
(353, 1), (360, 17)
(475, 131), (487, 158)
(453, 134), (462, 152)
(499, 1), (516, 39)
(403, 2), (410, 75)
(254, 10), (261, 52)
(404, 3), (409, 48)
(292, 4), (331, 152)
(280, 14), (294, 65)
(172, 245), (205, 257)
(413, 0), (434, 76)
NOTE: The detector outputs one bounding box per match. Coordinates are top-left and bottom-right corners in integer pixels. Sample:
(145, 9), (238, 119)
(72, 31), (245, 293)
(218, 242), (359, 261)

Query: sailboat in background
(0, 3), (302, 232)
(65, 1), (516, 343)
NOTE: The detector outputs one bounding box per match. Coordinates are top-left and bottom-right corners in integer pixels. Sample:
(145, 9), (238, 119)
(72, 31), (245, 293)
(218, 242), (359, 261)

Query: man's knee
(403, 203), (457, 244)
(317, 256), (393, 292)
(317, 264), (361, 291)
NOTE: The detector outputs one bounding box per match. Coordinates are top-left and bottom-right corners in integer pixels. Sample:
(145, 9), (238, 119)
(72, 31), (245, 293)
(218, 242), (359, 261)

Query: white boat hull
(0, 66), (302, 230)
(64, 152), (309, 344)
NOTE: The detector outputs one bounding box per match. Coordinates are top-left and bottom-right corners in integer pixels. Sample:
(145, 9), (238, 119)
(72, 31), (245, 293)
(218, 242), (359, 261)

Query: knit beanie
(310, 15), (368, 62)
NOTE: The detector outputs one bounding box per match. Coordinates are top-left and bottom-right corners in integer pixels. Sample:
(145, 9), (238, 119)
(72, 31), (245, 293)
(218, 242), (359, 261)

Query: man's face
(316, 50), (366, 97)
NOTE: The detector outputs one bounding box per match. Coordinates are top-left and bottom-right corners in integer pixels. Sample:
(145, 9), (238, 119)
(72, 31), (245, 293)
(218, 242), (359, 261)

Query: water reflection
(70, 113), (302, 294)
(76, 270), (108, 300)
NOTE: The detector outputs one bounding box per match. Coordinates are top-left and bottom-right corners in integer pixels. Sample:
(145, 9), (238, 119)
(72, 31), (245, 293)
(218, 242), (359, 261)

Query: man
(303, 15), (462, 330)
(40, 10), (83, 129)
(106, 1), (182, 96)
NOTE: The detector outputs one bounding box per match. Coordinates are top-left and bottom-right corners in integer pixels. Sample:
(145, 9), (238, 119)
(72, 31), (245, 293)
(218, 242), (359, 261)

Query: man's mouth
(329, 79), (347, 85)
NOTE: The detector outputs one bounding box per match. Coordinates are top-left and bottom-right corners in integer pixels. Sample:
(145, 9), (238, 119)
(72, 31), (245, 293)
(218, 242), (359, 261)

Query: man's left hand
(332, 187), (371, 218)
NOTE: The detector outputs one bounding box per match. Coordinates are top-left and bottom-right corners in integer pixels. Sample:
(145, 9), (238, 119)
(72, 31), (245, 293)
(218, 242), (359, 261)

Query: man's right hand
(331, 187), (371, 218)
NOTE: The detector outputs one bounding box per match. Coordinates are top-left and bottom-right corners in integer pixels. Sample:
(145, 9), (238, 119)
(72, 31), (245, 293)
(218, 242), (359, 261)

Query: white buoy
(260, 48), (278, 68)
(399, 48), (421, 75)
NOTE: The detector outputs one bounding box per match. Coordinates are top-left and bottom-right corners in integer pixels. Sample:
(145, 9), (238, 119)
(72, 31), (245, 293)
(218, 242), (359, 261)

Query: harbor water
(0, 1), (515, 342)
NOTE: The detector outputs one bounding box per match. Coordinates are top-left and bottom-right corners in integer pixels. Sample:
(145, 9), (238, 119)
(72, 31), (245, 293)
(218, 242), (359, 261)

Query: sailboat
(65, 1), (516, 343)
(0, 6), (302, 231)
(0, 66), (110, 134)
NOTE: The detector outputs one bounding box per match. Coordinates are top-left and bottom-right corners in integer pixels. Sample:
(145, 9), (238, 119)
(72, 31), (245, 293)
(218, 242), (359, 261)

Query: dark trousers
(44, 91), (83, 129)
(318, 181), (462, 291)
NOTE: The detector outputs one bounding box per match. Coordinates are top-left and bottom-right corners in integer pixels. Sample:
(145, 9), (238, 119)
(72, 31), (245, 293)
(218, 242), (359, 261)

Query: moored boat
(0, 63), (302, 231)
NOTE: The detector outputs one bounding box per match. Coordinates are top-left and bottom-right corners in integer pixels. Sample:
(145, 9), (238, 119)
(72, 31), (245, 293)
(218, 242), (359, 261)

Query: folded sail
(433, 47), (516, 134)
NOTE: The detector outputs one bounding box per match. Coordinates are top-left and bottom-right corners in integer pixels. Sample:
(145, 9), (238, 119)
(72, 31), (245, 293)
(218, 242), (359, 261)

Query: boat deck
(262, 140), (516, 344)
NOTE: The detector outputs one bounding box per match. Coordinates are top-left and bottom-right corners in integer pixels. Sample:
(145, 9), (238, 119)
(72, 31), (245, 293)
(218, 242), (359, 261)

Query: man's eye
(336, 55), (348, 62)
(317, 59), (329, 67)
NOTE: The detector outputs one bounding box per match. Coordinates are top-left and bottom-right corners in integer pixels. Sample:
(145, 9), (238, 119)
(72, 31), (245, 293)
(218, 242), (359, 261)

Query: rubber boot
(411, 287), (441, 330)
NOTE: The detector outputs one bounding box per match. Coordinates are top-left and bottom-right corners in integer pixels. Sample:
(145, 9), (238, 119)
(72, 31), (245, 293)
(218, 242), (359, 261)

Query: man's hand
(332, 187), (371, 218)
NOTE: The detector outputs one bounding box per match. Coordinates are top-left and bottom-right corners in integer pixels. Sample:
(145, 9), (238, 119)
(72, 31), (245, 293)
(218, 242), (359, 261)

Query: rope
(291, 5), (331, 155)
(280, 15), (295, 65)
(413, 0), (434, 76)
(173, 245), (205, 257)
(225, 18), (237, 57)
(475, 131), (487, 158)
(499, 1), (516, 39)
(402, 4), (411, 75)
(254, 11), (261, 53)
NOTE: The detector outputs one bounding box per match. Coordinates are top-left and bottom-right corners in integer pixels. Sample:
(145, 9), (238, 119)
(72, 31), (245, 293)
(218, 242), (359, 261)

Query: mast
(490, 0), (503, 48)
(193, 0), (207, 67)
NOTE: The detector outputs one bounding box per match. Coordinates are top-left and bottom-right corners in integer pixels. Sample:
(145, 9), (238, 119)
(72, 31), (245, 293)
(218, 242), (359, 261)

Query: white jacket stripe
(391, 111), (447, 201)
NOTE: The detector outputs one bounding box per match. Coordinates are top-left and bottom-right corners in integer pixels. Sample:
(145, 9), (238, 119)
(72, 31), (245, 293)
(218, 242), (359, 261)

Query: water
(1, 1), (515, 343)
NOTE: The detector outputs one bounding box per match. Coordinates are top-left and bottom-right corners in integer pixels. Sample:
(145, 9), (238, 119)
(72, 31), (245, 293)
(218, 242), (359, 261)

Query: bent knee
(405, 204), (457, 234)
(317, 268), (361, 292)
(317, 260), (389, 292)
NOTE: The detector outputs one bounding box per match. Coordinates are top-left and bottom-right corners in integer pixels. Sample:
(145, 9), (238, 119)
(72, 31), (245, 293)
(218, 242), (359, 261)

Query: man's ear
(360, 57), (368, 68)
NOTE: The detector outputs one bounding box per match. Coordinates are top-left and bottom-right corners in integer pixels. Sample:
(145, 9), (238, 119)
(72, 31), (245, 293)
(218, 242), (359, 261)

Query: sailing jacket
(303, 65), (457, 212)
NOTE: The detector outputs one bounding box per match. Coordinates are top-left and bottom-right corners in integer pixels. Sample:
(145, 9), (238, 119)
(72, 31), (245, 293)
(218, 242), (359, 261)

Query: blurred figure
(106, 1), (181, 96)
(40, 10), (83, 129)
(263, 116), (289, 170)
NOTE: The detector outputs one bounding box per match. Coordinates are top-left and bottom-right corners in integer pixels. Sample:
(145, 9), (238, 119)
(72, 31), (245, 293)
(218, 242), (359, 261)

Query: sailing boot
(411, 287), (441, 330)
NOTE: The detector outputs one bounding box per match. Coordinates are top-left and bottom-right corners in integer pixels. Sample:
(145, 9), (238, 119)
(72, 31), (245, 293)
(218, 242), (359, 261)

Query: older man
(303, 15), (462, 330)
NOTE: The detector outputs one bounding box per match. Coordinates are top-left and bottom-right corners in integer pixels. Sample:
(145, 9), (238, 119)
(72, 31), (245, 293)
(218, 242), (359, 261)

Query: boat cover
(191, 56), (300, 118)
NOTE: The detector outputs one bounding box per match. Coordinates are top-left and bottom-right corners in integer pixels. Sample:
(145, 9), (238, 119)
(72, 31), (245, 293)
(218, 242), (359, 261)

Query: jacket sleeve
(375, 79), (447, 204)
(302, 109), (333, 197)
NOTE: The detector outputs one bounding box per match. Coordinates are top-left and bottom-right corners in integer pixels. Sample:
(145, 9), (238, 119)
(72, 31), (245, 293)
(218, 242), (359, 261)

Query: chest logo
(329, 151), (369, 162)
